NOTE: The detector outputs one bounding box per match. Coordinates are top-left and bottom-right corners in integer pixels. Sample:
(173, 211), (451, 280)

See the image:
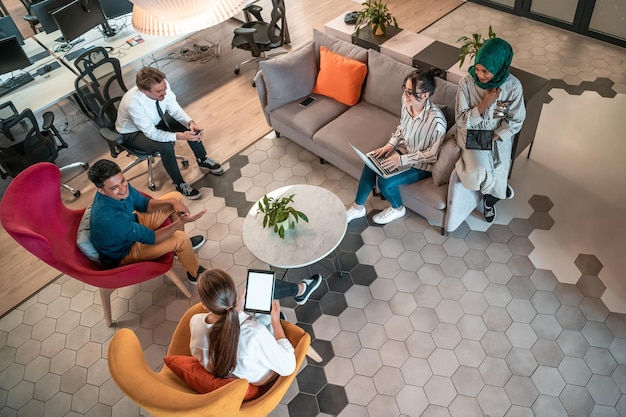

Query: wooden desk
(35, 13), (189, 73)
(1, 39), (77, 113)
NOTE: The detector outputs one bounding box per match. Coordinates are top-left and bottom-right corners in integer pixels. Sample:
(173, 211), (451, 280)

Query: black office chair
(0, 101), (87, 197)
(231, 0), (289, 84)
(19, 0), (43, 34)
(73, 47), (188, 191)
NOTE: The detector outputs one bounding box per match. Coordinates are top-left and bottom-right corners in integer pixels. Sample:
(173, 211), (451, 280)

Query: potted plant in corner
(257, 194), (309, 239)
(355, 0), (398, 37)
(457, 26), (497, 67)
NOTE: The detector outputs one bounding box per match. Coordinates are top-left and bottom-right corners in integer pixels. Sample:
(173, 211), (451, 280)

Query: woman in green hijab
(454, 37), (526, 223)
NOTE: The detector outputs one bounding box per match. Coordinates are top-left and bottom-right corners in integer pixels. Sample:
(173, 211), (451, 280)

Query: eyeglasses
(401, 85), (426, 98)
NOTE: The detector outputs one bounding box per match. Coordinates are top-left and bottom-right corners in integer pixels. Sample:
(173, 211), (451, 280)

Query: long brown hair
(197, 269), (240, 378)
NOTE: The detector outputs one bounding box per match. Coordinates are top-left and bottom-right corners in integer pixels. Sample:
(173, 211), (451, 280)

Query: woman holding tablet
(189, 269), (321, 384)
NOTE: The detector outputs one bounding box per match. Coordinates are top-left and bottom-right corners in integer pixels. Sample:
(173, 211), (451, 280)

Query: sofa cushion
(313, 101), (399, 175)
(76, 206), (102, 266)
(431, 131), (461, 186)
(430, 77), (458, 129)
(258, 42), (317, 112)
(400, 178), (448, 210)
(313, 46), (368, 106)
(270, 94), (349, 139)
(363, 49), (415, 116)
(313, 29), (368, 65)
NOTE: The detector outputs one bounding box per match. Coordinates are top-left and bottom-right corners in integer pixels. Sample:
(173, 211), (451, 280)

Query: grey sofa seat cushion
(363, 49), (415, 116)
(270, 94), (349, 139)
(313, 29), (368, 65)
(399, 179), (448, 210)
(258, 42), (318, 112)
(313, 101), (399, 172)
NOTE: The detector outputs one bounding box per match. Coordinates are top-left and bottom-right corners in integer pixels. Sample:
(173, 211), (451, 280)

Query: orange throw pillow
(313, 46), (368, 106)
(163, 355), (266, 401)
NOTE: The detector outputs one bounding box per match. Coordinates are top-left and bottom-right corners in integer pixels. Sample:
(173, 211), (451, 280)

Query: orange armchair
(108, 302), (310, 417)
(0, 162), (192, 326)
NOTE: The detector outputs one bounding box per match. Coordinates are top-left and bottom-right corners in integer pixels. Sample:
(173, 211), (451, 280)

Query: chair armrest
(243, 4), (263, 21)
(234, 27), (261, 57)
(99, 127), (123, 145)
(42, 111), (54, 131)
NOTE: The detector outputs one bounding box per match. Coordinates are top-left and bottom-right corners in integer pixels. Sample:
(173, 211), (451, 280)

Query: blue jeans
(355, 165), (432, 208)
(273, 279), (299, 299)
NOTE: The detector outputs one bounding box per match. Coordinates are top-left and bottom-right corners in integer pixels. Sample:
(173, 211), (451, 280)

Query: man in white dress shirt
(116, 67), (223, 200)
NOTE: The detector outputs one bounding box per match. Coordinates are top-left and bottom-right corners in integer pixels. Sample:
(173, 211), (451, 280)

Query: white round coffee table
(243, 184), (347, 271)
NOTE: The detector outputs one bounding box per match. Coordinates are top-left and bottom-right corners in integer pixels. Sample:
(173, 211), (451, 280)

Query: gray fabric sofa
(254, 29), (481, 234)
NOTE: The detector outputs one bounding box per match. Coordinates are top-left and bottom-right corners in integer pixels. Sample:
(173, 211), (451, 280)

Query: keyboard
(366, 150), (411, 178)
(0, 73), (35, 98)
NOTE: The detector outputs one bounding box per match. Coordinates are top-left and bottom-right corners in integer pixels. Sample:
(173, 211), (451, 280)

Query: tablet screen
(244, 269), (275, 314)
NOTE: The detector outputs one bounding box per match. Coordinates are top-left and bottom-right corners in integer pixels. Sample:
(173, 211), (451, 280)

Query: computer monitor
(0, 37), (31, 75)
(52, 0), (114, 43)
(31, 0), (74, 34)
(0, 16), (25, 45)
(98, 0), (133, 19)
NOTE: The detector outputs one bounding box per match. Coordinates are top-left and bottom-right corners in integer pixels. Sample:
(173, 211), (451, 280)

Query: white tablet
(243, 269), (275, 314)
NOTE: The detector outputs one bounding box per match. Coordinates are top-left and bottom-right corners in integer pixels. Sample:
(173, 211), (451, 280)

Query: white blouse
(189, 312), (296, 385)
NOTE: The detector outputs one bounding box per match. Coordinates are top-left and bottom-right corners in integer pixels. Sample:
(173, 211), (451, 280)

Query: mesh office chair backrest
(74, 47), (128, 129)
(0, 107), (58, 178)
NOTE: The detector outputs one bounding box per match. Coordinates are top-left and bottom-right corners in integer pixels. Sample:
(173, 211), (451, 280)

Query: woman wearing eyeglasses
(346, 68), (448, 225)
(454, 38), (526, 223)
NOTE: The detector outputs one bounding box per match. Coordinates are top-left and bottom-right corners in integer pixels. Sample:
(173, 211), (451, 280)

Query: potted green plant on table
(257, 194), (309, 239)
(457, 26), (497, 67)
(355, 0), (398, 37)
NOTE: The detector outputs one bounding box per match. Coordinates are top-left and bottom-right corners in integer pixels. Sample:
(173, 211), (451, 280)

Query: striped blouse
(387, 98), (447, 171)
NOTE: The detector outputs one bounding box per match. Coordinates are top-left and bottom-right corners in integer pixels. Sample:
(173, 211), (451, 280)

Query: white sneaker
(373, 206), (406, 224)
(346, 206), (366, 223)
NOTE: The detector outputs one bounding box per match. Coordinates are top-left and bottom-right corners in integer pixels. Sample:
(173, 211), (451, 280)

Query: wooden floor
(0, 0), (463, 317)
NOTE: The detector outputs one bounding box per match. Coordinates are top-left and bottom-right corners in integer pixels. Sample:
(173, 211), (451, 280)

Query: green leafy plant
(457, 26), (497, 67)
(355, 0), (398, 37)
(257, 194), (309, 239)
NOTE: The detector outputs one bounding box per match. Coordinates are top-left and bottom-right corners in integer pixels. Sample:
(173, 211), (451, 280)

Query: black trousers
(122, 118), (206, 185)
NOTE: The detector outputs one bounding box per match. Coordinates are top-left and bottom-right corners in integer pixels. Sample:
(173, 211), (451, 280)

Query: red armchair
(0, 162), (192, 326)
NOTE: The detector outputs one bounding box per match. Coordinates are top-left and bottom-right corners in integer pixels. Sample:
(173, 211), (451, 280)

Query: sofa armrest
(444, 169), (482, 233)
(254, 70), (271, 126)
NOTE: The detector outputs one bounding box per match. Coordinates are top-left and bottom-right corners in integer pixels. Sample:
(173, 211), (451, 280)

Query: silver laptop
(350, 143), (411, 179)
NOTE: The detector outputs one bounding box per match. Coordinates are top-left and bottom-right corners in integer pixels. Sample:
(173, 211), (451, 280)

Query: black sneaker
(190, 235), (205, 251)
(484, 201), (496, 223)
(506, 185), (515, 199)
(294, 274), (322, 305)
(197, 157), (224, 175)
(187, 265), (206, 285)
(175, 182), (201, 200)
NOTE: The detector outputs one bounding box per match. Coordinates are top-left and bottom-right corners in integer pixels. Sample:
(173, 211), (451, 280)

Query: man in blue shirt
(88, 159), (207, 283)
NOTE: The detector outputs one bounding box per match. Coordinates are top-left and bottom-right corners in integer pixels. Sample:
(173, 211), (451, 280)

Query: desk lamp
(131, 0), (248, 36)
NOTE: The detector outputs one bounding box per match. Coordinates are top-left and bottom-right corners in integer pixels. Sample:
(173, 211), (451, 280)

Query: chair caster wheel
(251, 81), (256, 87)
(234, 67), (240, 75)
(182, 159), (189, 167)
(73, 190), (81, 198)
(149, 184), (156, 191)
